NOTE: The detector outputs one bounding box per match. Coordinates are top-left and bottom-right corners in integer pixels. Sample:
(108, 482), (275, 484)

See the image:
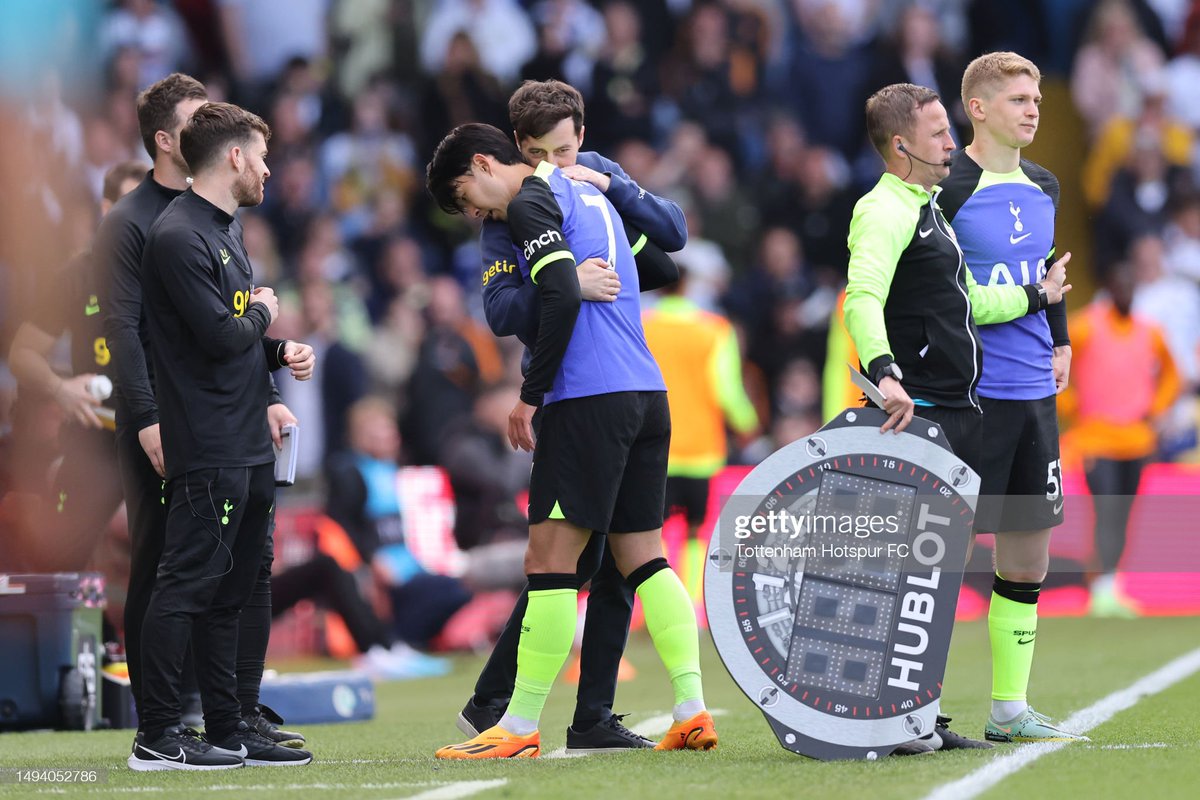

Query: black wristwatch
(1035, 282), (1049, 311)
(871, 360), (903, 385)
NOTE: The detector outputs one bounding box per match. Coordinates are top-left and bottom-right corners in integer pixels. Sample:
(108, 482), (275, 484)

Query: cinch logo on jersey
(522, 229), (563, 260)
(482, 259), (516, 286)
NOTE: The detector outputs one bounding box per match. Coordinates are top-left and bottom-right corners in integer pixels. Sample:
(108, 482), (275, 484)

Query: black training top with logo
(95, 170), (182, 430)
(140, 190), (287, 478)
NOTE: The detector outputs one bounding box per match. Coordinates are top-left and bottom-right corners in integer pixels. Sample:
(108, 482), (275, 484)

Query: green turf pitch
(1, 616), (1197, 799)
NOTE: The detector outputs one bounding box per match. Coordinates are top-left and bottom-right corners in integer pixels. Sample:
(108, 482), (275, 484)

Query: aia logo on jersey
(522, 229), (562, 261)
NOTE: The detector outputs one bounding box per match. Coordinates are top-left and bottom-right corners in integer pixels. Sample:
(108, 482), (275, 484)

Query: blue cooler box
(258, 670), (375, 725)
(0, 573), (105, 730)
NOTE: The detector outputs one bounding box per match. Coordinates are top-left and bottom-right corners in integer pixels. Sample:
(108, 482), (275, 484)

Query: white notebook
(274, 423), (299, 486)
(847, 363), (887, 409)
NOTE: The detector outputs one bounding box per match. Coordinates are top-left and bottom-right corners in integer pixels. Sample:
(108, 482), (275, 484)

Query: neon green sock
(685, 537), (705, 601)
(637, 568), (704, 706)
(507, 588), (578, 724)
(988, 591), (1038, 702)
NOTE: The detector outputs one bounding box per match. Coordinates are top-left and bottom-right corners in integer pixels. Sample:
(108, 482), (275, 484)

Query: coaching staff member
(98, 74), (303, 754)
(130, 102), (314, 770)
(842, 82), (1069, 754)
(95, 75), (208, 732)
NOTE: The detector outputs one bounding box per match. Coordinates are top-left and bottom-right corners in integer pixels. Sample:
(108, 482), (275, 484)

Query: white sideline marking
(921, 646), (1200, 800)
(1097, 743), (1170, 750)
(403, 779), (508, 799)
(544, 708), (728, 758)
(29, 780), (507, 797)
(30, 782), (440, 795)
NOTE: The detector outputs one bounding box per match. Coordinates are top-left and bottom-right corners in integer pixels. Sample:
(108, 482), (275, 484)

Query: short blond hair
(961, 52), (1041, 113)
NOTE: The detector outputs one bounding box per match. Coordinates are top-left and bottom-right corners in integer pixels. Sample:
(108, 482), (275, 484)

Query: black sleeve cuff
(1022, 284), (1041, 314)
(1046, 300), (1070, 346)
(867, 355), (894, 384)
(264, 338), (287, 371)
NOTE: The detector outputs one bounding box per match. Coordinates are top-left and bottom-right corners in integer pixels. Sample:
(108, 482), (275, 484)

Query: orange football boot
(435, 725), (541, 759)
(654, 711), (718, 751)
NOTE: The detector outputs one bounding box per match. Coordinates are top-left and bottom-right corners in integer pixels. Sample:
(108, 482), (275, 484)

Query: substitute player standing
(939, 52), (1088, 742)
(131, 103), (314, 770)
(428, 124), (714, 758)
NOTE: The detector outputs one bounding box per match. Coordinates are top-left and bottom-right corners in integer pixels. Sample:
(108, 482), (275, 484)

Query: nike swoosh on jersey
(1009, 232), (1032, 244)
(919, 228), (933, 238)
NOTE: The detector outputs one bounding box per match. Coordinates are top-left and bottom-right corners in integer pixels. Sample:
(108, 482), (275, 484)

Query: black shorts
(528, 391), (669, 534)
(665, 476), (710, 526)
(975, 395), (1064, 533)
(914, 404), (984, 477)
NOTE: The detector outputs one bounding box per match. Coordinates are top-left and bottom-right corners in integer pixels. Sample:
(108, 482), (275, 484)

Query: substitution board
(706, 407), (978, 760)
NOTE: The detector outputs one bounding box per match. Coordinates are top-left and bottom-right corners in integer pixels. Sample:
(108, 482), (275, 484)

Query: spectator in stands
(440, 383), (530, 552)
(780, 0), (875, 161)
(439, 383), (530, 590)
(1164, 191), (1200, 283)
(584, 0), (658, 151)
(215, 0), (329, 101)
(1071, 0), (1166, 137)
(725, 227), (821, 387)
(319, 79), (419, 242)
(690, 144), (760, 270)
(521, 0), (605, 89)
(326, 397), (474, 647)
(100, 0), (193, 90)
(401, 277), (503, 465)
(263, 152), (320, 264)
(663, 3), (752, 159)
(790, 146), (857, 275)
(272, 553), (449, 680)
(417, 32), (510, 158)
(1164, 5), (1200, 136)
(867, 3), (968, 145)
(1095, 129), (1194, 263)
(419, 0), (538, 85)
(1081, 73), (1193, 210)
(1129, 234), (1200, 456)
(273, 280), (368, 477)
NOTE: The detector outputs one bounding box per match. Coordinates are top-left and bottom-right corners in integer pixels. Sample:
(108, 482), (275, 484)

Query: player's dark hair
(180, 102), (271, 174)
(865, 83), (940, 160)
(102, 160), (149, 203)
(135, 73), (207, 160)
(426, 123), (528, 216)
(508, 79), (586, 141)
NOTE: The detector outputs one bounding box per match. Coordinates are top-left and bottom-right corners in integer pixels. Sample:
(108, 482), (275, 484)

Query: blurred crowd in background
(1, 0), (1199, 641)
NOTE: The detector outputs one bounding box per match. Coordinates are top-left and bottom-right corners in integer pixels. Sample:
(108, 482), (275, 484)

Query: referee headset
(896, 140), (952, 181)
